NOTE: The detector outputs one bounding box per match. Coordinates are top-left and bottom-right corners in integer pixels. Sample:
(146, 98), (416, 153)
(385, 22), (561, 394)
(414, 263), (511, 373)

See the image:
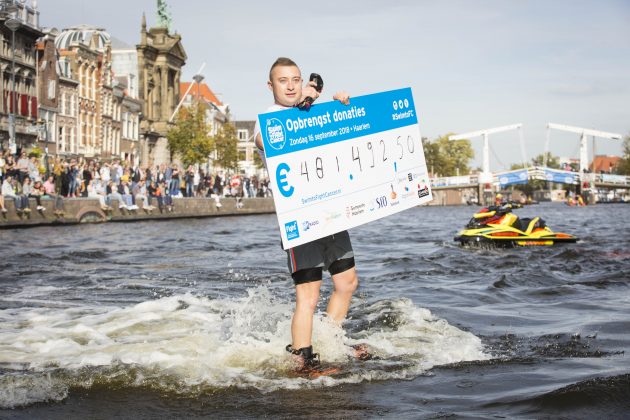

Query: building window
(59, 92), (65, 115)
(47, 80), (56, 100)
(238, 129), (249, 141)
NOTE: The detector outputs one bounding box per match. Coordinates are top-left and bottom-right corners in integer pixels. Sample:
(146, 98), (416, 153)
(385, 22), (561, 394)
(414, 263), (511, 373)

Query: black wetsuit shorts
(286, 230), (355, 285)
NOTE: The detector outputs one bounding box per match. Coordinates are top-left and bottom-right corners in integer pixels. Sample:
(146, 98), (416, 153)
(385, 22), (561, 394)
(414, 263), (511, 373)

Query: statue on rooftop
(156, 0), (172, 31)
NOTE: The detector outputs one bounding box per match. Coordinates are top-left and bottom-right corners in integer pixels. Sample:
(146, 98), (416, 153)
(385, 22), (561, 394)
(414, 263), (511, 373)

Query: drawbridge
(433, 123), (628, 204)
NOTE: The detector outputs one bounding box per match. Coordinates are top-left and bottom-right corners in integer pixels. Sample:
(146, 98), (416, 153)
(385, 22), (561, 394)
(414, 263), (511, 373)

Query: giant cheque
(258, 87), (433, 249)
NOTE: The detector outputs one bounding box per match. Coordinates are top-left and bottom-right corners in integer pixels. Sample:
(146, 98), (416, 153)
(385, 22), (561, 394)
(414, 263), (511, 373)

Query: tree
(167, 103), (214, 166)
(510, 162), (526, 170)
(423, 134), (474, 177)
(616, 134), (630, 175)
(422, 137), (442, 176)
(530, 152), (560, 169)
(213, 122), (239, 173)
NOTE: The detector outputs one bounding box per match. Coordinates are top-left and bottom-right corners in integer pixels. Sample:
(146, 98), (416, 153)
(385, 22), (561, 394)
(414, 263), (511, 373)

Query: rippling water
(1, 203), (629, 418)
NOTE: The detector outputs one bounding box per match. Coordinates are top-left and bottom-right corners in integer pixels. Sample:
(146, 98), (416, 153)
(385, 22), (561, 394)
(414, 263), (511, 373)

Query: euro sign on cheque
(258, 87), (433, 249)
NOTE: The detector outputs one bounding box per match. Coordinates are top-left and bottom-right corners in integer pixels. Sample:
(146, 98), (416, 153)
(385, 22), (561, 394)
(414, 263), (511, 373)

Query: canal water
(1, 203), (628, 418)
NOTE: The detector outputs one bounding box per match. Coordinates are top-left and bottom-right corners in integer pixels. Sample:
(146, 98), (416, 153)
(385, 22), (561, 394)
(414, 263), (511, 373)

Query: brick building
(35, 27), (58, 152)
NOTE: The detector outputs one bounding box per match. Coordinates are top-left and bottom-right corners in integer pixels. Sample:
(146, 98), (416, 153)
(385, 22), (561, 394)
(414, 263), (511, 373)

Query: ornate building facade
(54, 25), (141, 162)
(55, 25), (113, 158)
(137, 13), (186, 165)
(0, 1), (186, 167)
(0, 0), (43, 152)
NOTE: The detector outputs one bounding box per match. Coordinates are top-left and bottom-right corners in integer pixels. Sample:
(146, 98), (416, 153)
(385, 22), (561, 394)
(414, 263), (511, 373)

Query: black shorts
(287, 231), (355, 285)
(291, 256), (356, 285)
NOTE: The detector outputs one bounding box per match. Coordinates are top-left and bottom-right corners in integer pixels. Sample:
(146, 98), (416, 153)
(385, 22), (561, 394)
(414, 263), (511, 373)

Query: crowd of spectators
(0, 148), (272, 217)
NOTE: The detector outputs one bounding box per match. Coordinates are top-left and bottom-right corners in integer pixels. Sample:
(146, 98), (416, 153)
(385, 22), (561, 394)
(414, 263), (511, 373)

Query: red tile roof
(180, 82), (223, 106)
(590, 155), (621, 173)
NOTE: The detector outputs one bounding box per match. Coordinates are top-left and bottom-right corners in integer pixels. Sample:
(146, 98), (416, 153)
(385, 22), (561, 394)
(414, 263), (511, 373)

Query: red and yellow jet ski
(454, 203), (578, 247)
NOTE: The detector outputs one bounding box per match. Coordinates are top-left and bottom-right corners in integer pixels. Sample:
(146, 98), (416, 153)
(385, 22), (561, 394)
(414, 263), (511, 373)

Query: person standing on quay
(254, 57), (361, 373)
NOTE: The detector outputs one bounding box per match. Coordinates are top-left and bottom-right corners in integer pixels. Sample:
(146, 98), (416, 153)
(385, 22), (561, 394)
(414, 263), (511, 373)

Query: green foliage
(510, 162), (526, 170)
(167, 103), (214, 167)
(213, 123), (239, 172)
(512, 152), (564, 170)
(423, 134), (474, 176)
(616, 134), (630, 175)
(28, 147), (43, 158)
(422, 137), (440, 174)
(531, 152), (560, 168)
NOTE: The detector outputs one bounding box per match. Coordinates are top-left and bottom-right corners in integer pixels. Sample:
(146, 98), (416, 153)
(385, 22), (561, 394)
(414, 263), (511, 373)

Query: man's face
(268, 65), (302, 107)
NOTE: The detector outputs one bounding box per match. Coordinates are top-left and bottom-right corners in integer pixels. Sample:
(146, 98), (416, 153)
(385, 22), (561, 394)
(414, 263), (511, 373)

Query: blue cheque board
(258, 87), (433, 249)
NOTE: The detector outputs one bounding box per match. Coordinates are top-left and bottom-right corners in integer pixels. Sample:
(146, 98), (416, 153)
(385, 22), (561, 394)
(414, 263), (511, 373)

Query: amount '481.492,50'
(299, 134), (418, 182)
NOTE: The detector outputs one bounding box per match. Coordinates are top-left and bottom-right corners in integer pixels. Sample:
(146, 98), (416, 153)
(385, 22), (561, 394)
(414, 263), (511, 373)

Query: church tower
(136, 2), (187, 165)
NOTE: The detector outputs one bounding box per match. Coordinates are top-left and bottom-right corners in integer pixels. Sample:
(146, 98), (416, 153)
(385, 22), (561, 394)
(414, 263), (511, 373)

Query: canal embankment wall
(0, 197), (276, 228)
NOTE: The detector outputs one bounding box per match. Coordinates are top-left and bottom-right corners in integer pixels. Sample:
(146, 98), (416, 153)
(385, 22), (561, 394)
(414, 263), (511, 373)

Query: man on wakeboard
(254, 57), (364, 375)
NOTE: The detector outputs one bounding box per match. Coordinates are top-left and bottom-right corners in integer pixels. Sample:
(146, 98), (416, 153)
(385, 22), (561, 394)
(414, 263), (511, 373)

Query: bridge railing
(583, 173), (630, 185)
(430, 175), (478, 188)
(429, 167), (630, 189)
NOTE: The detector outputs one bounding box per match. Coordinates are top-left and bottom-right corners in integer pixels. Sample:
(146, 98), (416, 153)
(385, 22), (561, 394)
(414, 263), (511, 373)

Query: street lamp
(192, 73), (204, 104)
(4, 12), (21, 154)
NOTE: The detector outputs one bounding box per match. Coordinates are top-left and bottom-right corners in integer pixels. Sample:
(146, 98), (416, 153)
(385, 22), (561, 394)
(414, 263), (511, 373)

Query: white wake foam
(0, 287), (488, 407)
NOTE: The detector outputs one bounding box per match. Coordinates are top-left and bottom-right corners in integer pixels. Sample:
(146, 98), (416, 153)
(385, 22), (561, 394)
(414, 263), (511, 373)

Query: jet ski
(454, 203), (578, 247)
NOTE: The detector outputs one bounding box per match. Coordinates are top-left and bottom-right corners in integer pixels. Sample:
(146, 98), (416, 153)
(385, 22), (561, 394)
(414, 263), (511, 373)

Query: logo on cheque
(266, 118), (286, 150)
(285, 221), (300, 240)
(302, 220), (319, 231)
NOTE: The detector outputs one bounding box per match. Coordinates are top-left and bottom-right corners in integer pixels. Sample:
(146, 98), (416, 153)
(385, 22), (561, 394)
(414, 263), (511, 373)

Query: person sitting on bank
(2, 175), (30, 213)
(147, 180), (159, 210)
(106, 180), (126, 210)
(150, 180), (173, 212)
(0, 190), (8, 213)
(132, 178), (154, 211)
(119, 181), (138, 210)
(23, 178), (46, 211)
(86, 179), (111, 211)
(42, 175), (65, 216)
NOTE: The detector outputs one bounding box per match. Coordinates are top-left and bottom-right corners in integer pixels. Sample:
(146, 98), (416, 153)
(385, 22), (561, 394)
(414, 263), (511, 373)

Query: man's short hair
(269, 57), (298, 81)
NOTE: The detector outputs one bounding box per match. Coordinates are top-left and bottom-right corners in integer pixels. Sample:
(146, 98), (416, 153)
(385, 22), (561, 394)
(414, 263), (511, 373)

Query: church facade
(136, 13), (186, 166)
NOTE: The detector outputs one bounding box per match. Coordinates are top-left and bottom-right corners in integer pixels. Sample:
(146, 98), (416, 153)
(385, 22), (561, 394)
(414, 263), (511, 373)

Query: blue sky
(39, 0), (629, 170)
